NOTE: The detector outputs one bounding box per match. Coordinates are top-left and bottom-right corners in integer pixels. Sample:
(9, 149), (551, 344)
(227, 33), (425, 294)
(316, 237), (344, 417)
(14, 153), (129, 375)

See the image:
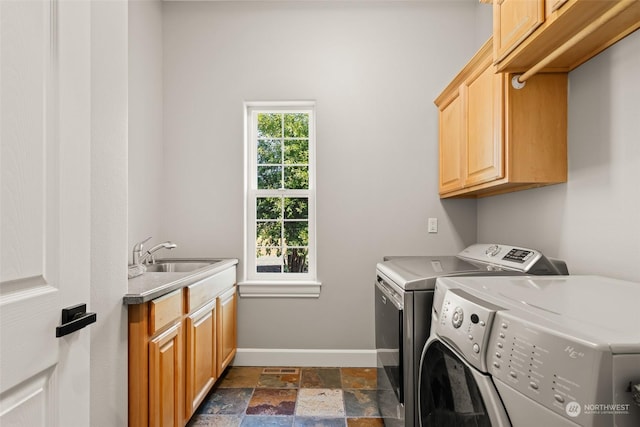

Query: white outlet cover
(428, 217), (438, 233)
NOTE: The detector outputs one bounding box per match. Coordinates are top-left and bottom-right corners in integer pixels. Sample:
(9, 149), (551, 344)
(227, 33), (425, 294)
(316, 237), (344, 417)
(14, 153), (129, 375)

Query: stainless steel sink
(144, 259), (222, 273)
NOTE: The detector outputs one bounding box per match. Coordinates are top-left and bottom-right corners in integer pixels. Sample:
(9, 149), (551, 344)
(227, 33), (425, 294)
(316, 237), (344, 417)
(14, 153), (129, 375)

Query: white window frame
(240, 101), (320, 298)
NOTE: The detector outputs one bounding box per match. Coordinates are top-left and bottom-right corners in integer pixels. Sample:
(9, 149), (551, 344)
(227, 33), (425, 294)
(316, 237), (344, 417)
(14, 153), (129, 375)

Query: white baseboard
(232, 348), (377, 367)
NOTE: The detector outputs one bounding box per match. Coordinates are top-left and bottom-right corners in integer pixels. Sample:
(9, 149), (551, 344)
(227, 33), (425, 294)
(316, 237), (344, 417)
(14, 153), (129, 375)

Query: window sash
(245, 103), (316, 281)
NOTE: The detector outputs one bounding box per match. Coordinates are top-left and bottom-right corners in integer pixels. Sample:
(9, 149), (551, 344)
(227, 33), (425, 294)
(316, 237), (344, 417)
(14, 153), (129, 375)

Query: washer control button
(452, 307), (464, 328)
(530, 382), (539, 390)
(473, 343), (480, 353)
(509, 371), (517, 379)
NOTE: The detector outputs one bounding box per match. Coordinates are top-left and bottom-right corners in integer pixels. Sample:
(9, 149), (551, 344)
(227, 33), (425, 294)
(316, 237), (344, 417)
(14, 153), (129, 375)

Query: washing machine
(375, 243), (568, 426)
(418, 275), (640, 427)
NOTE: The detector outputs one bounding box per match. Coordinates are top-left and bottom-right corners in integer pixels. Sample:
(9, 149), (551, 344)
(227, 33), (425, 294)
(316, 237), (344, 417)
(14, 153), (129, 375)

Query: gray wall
(128, 0), (165, 261)
(161, 1), (482, 351)
(478, 29), (640, 282)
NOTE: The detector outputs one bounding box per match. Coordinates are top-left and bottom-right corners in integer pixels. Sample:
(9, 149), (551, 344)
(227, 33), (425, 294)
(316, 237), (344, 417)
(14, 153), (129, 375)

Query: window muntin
(246, 104), (315, 281)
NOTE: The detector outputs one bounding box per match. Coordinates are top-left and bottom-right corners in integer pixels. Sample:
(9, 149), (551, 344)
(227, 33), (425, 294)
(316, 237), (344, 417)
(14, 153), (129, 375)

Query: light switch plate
(428, 217), (438, 233)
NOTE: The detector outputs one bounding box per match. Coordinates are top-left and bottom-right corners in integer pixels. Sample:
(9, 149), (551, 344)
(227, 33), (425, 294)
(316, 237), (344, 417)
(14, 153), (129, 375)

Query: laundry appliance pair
(375, 243), (568, 426)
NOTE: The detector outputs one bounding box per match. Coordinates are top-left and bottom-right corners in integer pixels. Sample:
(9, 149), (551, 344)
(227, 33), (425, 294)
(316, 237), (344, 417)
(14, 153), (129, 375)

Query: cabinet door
(149, 322), (184, 427)
(217, 287), (237, 374)
(438, 89), (465, 194)
(494, 0), (544, 62)
(464, 59), (504, 187)
(546, 0), (568, 17)
(185, 300), (217, 419)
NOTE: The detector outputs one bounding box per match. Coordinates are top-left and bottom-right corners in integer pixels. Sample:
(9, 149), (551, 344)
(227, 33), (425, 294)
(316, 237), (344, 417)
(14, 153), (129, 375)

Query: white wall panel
(90, 1), (129, 425)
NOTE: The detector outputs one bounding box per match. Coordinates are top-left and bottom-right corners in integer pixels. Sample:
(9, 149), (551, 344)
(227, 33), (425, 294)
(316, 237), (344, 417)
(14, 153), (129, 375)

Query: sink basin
(144, 259), (221, 273)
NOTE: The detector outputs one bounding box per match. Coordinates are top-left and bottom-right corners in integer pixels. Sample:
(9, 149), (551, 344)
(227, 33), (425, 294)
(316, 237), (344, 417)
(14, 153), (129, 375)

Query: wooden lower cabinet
(217, 287), (237, 374)
(185, 300), (217, 418)
(128, 268), (237, 427)
(149, 322), (184, 427)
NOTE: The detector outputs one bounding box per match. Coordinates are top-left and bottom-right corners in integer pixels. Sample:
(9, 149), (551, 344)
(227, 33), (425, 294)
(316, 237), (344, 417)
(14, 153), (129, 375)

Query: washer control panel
(435, 287), (502, 373)
(487, 311), (608, 425)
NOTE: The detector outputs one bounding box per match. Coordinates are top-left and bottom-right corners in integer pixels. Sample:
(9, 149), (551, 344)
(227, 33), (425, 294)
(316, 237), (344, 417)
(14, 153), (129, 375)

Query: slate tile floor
(187, 367), (385, 427)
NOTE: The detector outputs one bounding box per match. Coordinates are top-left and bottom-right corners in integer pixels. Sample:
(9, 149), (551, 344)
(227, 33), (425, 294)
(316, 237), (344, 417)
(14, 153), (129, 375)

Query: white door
(1, 1), (91, 426)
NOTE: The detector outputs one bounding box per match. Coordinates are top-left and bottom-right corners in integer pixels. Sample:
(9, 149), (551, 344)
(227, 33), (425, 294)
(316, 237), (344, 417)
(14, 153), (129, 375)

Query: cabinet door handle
(56, 303), (97, 337)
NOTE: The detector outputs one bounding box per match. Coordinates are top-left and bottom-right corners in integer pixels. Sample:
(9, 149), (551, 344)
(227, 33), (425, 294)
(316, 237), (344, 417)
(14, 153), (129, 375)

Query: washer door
(418, 339), (510, 427)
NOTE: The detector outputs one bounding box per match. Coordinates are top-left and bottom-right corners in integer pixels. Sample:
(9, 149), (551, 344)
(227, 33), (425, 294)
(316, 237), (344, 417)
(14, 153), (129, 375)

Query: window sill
(238, 280), (321, 298)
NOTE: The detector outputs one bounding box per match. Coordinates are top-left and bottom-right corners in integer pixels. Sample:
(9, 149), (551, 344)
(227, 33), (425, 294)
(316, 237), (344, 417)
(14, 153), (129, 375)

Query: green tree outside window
(256, 112), (310, 273)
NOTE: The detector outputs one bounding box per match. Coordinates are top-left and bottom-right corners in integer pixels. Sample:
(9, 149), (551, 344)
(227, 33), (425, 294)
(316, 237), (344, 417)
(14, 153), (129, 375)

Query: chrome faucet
(132, 237), (177, 265)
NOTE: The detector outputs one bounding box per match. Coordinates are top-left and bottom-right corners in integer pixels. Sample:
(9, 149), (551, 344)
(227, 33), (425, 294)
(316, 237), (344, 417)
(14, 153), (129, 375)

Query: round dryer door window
(419, 341), (492, 427)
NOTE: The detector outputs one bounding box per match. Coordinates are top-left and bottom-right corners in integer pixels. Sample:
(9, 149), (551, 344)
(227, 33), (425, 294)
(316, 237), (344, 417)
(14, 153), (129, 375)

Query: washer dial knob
(451, 307), (464, 328)
(485, 244), (501, 257)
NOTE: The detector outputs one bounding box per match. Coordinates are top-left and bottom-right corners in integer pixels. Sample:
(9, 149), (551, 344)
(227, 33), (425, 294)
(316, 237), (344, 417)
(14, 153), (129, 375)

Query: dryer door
(418, 339), (511, 427)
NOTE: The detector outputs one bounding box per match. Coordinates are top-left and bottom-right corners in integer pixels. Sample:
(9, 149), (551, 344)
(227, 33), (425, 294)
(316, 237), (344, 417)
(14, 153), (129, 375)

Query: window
(242, 102), (319, 297)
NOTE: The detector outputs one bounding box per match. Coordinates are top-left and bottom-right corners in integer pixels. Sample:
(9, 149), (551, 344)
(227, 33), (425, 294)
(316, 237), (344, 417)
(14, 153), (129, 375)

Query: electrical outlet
(428, 217), (438, 233)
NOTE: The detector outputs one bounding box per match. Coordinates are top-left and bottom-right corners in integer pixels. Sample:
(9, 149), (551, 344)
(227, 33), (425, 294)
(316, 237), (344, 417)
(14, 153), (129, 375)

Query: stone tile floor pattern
(187, 367), (385, 426)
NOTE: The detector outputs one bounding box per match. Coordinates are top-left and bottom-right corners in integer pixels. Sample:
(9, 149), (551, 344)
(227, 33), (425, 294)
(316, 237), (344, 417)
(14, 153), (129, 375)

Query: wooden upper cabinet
(493, 0), (545, 63)
(437, 90), (465, 193)
(435, 38), (568, 198)
(493, 0), (640, 73)
(546, 0), (569, 17)
(464, 58), (504, 187)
